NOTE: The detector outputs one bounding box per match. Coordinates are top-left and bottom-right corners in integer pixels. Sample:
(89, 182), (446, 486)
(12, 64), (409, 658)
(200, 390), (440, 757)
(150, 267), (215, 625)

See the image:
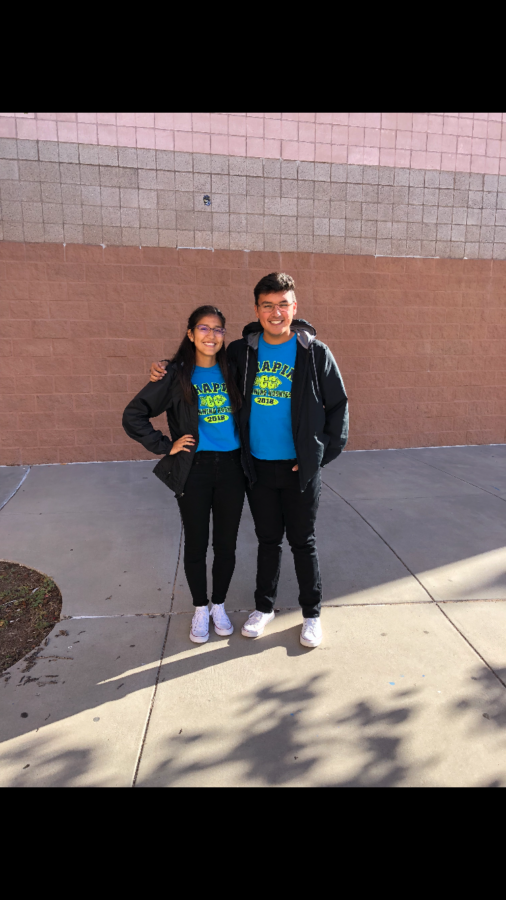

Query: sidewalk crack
(322, 478), (506, 692)
(131, 512), (183, 787)
(322, 478), (434, 600)
(0, 467), (31, 512)
(400, 452), (506, 504)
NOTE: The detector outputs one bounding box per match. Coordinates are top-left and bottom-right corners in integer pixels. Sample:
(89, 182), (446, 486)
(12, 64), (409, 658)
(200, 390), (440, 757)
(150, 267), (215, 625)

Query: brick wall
(1, 241), (505, 465)
(2, 136), (506, 259)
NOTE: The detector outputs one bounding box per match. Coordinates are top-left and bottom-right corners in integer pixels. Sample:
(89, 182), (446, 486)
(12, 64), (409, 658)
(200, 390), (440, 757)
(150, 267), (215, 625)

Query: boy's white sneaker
(190, 605), (210, 643)
(300, 617), (322, 648)
(210, 602), (234, 636)
(241, 609), (275, 638)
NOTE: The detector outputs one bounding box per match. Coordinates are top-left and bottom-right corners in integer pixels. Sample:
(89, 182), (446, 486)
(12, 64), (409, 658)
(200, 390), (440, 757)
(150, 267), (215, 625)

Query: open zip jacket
(122, 362), (240, 497)
(227, 319), (349, 492)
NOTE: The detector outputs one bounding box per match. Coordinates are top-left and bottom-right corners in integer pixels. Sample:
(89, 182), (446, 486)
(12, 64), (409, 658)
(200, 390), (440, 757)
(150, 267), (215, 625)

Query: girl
(122, 306), (245, 644)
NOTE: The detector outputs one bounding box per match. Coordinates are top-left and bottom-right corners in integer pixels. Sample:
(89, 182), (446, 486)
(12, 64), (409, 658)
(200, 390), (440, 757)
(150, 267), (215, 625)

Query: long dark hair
(171, 305), (242, 411)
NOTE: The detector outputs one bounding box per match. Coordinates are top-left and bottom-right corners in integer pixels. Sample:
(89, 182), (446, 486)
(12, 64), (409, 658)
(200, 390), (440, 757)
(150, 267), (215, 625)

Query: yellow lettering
(254, 397), (278, 406)
(204, 414), (229, 423)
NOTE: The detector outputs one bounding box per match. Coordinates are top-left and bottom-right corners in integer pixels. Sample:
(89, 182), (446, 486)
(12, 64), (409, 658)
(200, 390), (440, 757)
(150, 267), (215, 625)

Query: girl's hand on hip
(169, 435), (195, 455)
(150, 361), (167, 382)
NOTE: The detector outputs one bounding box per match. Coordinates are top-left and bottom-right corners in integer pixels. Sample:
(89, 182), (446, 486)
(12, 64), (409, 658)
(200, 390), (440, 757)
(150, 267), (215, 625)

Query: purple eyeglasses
(195, 325), (226, 337)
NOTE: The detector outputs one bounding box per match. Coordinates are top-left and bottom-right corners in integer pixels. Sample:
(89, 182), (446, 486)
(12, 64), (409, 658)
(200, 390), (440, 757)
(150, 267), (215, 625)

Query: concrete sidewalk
(1, 446), (506, 787)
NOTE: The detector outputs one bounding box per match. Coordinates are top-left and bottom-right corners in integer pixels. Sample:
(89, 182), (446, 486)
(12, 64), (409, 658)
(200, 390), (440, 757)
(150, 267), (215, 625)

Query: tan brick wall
(1, 241), (505, 465)
(2, 137), (506, 260)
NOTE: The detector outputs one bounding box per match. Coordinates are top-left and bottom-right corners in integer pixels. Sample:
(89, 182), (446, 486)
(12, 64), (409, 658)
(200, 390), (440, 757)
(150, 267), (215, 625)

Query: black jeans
(246, 458), (322, 618)
(177, 449), (246, 607)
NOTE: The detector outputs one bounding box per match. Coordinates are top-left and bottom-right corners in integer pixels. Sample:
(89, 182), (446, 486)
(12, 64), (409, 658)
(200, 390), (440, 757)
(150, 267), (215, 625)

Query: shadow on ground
(143, 667), (429, 787)
(135, 613), (506, 788)
(2, 450), (506, 786)
(1, 611), (506, 787)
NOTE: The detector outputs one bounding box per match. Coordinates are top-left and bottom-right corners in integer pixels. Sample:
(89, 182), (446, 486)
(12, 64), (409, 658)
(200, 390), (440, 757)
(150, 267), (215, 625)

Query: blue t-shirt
(249, 333), (297, 460)
(192, 363), (240, 452)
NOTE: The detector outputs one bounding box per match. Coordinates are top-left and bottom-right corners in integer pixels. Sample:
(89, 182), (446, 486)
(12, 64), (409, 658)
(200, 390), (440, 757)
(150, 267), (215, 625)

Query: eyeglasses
(258, 301), (294, 313)
(195, 324), (226, 337)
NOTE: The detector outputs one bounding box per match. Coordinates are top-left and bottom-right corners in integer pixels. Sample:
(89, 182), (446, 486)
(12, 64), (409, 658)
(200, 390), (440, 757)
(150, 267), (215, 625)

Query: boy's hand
(150, 361), (167, 382)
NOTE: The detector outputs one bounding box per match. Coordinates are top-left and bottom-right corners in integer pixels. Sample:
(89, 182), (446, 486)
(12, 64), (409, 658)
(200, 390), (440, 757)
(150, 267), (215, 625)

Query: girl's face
(188, 315), (225, 361)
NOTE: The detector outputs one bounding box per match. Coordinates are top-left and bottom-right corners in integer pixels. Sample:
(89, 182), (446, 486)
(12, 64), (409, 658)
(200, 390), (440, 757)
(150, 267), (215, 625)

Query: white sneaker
(241, 609), (275, 638)
(190, 606), (209, 643)
(210, 602), (234, 636)
(300, 617), (322, 648)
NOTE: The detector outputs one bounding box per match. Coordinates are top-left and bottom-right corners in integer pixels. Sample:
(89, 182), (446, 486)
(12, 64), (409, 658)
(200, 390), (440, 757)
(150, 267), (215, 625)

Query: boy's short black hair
(253, 272), (296, 305)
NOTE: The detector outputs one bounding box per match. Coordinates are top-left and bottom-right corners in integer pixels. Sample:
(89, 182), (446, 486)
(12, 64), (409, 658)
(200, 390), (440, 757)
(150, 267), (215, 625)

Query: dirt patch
(0, 561), (62, 674)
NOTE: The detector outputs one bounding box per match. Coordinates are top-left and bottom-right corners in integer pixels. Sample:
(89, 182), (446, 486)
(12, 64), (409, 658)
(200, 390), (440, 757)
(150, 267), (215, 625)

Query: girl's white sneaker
(210, 602), (234, 636)
(190, 605), (210, 643)
(241, 610), (275, 638)
(300, 617), (322, 648)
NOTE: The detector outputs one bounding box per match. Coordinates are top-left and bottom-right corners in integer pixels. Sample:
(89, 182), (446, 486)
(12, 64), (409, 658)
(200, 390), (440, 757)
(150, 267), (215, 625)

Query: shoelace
(247, 610), (266, 625)
(193, 607), (209, 626)
(304, 618), (319, 635)
(212, 604), (229, 625)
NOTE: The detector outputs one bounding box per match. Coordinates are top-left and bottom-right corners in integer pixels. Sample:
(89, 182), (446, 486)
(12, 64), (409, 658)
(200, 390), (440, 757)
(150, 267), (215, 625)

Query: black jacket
(227, 319), (348, 492)
(122, 362), (233, 496)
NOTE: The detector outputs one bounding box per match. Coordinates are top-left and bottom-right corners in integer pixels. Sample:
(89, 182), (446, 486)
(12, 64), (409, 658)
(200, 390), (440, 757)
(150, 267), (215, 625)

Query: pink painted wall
(1, 113), (506, 174)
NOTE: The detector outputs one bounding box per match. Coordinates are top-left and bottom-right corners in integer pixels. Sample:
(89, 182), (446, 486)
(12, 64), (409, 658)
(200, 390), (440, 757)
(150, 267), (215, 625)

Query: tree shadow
(139, 673), (437, 787)
(136, 634), (506, 787)
(139, 656), (434, 787)
(2, 615), (506, 787)
(449, 665), (506, 732)
(0, 619), (322, 786)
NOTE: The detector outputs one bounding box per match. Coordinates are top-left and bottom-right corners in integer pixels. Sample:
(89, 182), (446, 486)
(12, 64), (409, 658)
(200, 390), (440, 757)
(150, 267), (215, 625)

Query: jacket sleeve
(122, 372), (175, 456)
(226, 340), (241, 390)
(317, 344), (349, 466)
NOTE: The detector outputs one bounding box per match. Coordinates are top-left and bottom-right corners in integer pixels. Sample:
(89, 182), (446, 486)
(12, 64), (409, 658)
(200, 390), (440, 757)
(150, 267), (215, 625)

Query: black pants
(177, 449), (246, 607)
(246, 457), (322, 618)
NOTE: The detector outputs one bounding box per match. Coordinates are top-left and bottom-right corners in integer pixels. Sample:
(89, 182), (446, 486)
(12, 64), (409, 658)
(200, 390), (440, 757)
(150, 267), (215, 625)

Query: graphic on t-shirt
(192, 363), (240, 453)
(252, 360), (294, 406)
(194, 381), (232, 424)
(249, 333), (297, 460)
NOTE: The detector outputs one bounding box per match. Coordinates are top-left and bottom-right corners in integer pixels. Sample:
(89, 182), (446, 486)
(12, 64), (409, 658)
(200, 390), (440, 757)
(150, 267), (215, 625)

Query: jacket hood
(242, 318), (317, 350)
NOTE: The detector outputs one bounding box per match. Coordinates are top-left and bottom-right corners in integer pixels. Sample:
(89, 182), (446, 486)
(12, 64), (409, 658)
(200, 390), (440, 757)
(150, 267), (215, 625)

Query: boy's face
(255, 290), (297, 340)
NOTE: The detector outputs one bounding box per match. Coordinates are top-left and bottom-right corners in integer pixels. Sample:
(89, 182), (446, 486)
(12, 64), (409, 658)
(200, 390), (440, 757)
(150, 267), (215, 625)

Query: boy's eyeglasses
(258, 301), (294, 313)
(195, 324), (226, 337)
